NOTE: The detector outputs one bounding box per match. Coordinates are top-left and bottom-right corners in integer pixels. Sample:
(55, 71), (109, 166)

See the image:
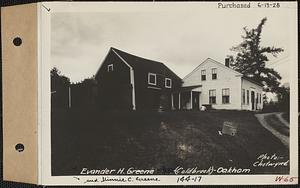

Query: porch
(171, 85), (202, 110)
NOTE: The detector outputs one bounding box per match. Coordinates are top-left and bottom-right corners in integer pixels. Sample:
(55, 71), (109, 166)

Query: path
(275, 112), (289, 127)
(255, 112), (289, 148)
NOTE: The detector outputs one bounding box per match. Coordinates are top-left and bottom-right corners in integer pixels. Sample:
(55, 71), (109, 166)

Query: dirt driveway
(255, 112), (289, 148)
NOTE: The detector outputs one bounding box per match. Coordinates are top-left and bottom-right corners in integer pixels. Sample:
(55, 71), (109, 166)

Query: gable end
(183, 58), (242, 81)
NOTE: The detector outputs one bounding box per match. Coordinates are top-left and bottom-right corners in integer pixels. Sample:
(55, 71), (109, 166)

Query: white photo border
(39, 1), (298, 185)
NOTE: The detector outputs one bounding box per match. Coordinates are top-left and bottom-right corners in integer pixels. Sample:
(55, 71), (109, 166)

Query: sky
(51, 4), (296, 85)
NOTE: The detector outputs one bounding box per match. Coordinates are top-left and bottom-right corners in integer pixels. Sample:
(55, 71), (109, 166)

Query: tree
(262, 93), (268, 105)
(51, 67), (70, 108)
(228, 17), (284, 93)
(51, 67), (70, 90)
(276, 84), (290, 112)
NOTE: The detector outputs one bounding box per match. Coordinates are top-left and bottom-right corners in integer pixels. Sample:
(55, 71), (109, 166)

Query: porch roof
(178, 85), (202, 92)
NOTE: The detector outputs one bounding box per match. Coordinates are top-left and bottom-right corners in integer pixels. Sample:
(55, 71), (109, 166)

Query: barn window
(242, 89), (245, 104)
(222, 88), (230, 104)
(212, 68), (217, 80)
(247, 90), (249, 104)
(201, 70), (206, 81)
(107, 64), (113, 72)
(165, 78), (172, 88)
(148, 73), (157, 85)
(209, 89), (216, 104)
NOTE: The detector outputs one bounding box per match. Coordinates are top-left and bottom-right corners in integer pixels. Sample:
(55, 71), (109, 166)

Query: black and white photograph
(42, 1), (298, 185)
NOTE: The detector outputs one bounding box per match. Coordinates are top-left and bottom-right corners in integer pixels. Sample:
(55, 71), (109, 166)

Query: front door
(192, 92), (200, 110)
(251, 91), (255, 110)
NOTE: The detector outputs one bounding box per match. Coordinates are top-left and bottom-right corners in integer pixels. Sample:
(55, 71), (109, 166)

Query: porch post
(199, 92), (201, 110)
(171, 93), (174, 110)
(178, 92), (181, 110)
(190, 91), (193, 110)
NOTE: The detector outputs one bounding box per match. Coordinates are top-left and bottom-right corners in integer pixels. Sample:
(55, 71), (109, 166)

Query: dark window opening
(148, 73), (157, 85)
(209, 89), (216, 104)
(165, 78), (172, 88)
(242, 89), (245, 104)
(259, 93), (261, 104)
(212, 68), (217, 80)
(201, 70), (206, 81)
(107, 64), (113, 72)
(222, 88), (230, 104)
(247, 90), (249, 104)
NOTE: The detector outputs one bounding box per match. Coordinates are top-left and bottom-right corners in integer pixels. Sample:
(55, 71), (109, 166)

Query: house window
(242, 89), (245, 104)
(201, 70), (206, 81)
(259, 93), (262, 104)
(209, 89), (216, 104)
(148, 73), (157, 85)
(222, 88), (230, 104)
(165, 78), (172, 88)
(107, 64), (113, 72)
(212, 68), (217, 80)
(247, 90), (249, 104)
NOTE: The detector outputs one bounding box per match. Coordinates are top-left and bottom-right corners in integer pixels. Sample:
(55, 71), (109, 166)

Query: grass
(51, 108), (289, 176)
(265, 114), (289, 136)
(282, 112), (290, 122)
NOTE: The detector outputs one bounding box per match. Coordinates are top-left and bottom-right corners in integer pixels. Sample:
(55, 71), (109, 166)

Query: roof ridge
(111, 47), (181, 80)
(111, 47), (164, 65)
(183, 58), (243, 80)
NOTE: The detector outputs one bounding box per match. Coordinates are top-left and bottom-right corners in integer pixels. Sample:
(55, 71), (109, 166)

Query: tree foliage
(51, 67), (70, 108)
(50, 68), (98, 109)
(229, 17), (284, 93)
(276, 85), (290, 112)
(51, 67), (70, 89)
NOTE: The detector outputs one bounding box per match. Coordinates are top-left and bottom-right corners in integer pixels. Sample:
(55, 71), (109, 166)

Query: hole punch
(15, 143), (24, 152)
(13, 37), (22, 46)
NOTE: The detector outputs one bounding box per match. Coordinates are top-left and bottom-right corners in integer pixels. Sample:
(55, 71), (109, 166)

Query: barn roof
(111, 47), (181, 81)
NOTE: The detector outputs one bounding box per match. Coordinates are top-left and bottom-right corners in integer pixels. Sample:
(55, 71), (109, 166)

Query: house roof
(183, 58), (243, 80)
(111, 47), (181, 80)
(242, 76), (264, 87)
(183, 58), (263, 87)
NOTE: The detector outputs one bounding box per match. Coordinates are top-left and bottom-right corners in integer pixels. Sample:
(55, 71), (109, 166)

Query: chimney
(225, 58), (230, 67)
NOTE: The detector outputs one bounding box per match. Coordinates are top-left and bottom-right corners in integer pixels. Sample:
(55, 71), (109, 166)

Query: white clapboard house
(178, 58), (264, 111)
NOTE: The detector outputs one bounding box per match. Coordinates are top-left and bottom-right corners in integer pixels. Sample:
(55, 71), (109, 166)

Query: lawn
(282, 112), (290, 122)
(265, 114), (289, 136)
(51, 108), (289, 176)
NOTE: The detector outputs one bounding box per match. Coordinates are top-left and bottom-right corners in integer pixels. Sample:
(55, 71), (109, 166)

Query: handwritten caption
(217, 2), (281, 9)
(72, 154), (291, 185)
(80, 166), (251, 176)
(252, 153), (289, 168)
(275, 176), (298, 183)
(74, 176), (160, 184)
(177, 176), (202, 183)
